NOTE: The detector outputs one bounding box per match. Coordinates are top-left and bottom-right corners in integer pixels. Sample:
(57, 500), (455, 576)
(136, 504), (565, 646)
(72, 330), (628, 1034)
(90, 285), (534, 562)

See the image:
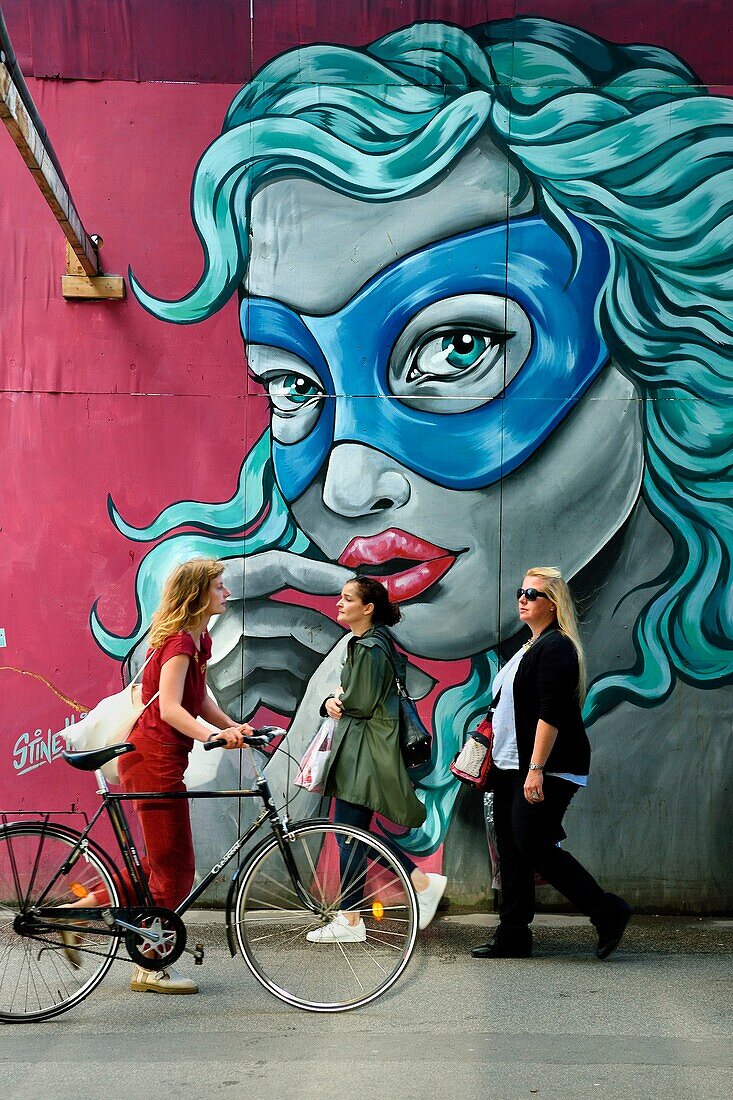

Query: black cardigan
(511, 627), (591, 776)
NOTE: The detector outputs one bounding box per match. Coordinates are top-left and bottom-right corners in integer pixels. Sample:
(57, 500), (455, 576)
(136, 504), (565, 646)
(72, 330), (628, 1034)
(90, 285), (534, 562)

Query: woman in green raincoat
(306, 577), (447, 943)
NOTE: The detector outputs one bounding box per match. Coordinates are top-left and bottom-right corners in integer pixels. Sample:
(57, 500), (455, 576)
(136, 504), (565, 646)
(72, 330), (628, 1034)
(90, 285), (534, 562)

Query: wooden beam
(0, 57), (98, 276)
(60, 276), (126, 300)
(61, 243), (125, 300)
(60, 241), (125, 300)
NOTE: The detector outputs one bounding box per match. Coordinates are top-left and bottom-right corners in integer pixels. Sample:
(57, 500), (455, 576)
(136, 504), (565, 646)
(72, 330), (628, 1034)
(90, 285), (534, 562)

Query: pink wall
(1, 0), (731, 907)
(0, 76), (255, 808)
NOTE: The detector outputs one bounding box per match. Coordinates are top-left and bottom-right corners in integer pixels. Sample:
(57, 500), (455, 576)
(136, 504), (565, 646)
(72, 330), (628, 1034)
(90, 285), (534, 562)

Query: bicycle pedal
(194, 942), (205, 965)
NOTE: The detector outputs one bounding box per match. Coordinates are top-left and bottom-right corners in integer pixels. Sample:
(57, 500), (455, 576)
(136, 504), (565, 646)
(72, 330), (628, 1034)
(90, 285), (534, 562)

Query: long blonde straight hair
(149, 558), (223, 648)
(526, 566), (587, 704)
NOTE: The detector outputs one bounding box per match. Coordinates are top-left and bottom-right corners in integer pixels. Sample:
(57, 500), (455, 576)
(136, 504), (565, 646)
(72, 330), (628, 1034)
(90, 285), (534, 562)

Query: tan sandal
(130, 965), (198, 995)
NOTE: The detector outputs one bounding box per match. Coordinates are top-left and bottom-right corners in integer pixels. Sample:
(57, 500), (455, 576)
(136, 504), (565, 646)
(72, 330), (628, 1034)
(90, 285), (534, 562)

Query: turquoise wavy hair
(95, 17), (733, 852)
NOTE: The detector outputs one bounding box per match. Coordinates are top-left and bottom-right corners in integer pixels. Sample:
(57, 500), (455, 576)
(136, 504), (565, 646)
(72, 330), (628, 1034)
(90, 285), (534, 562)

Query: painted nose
(323, 443), (411, 518)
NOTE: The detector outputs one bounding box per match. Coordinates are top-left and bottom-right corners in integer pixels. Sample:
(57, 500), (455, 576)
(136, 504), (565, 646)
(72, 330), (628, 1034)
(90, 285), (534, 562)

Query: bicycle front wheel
(233, 821), (418, 1012)
(0, 822), (121, 1022)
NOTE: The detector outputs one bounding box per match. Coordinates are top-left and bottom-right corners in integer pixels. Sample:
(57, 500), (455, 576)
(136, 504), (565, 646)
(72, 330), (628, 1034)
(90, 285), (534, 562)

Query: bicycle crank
(123, 907), (186, 970)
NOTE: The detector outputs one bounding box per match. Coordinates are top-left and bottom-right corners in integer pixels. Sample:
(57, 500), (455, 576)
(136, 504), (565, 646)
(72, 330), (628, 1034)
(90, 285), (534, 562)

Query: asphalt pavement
(2, 912), (731, 1100)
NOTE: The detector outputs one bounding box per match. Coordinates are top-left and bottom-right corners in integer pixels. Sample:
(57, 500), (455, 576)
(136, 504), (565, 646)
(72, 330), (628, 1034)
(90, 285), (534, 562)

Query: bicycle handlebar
(203, 725), (284, 752)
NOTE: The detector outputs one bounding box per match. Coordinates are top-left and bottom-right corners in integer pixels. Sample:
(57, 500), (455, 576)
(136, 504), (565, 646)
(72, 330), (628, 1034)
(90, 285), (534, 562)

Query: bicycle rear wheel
(233, 821), (418, 1012)
(0, 822), (120, 1022)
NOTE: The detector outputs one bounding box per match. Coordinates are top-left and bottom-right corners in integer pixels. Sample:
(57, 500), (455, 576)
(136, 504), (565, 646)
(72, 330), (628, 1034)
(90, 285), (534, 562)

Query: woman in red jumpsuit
(119, 558), (251, 994)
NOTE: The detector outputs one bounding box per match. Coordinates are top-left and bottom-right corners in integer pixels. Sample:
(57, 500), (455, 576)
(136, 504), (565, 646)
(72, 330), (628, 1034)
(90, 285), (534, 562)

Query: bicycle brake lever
(203, 726), (286, 751)
(251, 725), (287, 743)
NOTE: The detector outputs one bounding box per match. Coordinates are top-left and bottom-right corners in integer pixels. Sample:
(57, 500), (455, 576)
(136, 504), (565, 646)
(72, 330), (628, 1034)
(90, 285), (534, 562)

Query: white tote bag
(63, 650), (158, 782)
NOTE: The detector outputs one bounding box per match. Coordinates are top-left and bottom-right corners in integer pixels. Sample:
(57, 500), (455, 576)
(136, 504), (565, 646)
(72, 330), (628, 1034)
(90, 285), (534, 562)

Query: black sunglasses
(517, 587), (551, 602)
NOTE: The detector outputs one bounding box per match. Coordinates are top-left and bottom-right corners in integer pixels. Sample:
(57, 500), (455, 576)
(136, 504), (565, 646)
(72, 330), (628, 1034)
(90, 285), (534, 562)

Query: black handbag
(370, 634), (432, 778)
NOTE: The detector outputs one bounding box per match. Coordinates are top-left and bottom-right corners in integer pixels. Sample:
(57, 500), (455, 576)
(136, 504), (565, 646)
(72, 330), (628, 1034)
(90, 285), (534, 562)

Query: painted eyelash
(406, 329), (513, 384)
(260, 372), (325, 394)
(246, 357), (324, 391)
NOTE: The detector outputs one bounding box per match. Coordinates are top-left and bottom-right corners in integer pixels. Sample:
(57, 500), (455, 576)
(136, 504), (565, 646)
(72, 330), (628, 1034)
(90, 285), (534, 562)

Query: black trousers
(333, 799), (417, 910)
(491, 768), (606, 931)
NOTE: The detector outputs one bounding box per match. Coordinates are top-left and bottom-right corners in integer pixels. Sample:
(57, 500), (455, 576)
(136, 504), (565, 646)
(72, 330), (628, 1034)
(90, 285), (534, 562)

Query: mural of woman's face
(244, 137), (644, 659)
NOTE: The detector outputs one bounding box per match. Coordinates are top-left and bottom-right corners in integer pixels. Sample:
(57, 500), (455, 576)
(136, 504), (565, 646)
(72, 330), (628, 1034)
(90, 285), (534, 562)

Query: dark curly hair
(348, 577), (402, 627)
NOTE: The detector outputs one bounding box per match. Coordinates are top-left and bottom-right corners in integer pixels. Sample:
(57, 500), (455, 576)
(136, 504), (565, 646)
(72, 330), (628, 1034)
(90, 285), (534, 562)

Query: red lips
(339, 528), (457, 602)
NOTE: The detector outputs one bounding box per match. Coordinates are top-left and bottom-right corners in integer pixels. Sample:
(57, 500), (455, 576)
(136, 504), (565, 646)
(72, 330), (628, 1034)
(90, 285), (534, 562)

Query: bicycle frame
(14, 756), (320, 946)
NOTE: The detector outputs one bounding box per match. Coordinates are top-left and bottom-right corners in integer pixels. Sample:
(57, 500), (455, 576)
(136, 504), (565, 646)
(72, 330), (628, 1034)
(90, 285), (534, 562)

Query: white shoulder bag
(62, 649), (159, 782)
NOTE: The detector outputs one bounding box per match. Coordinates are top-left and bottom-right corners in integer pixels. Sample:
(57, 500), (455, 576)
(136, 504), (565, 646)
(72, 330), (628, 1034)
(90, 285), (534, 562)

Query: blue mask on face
(241, 215), (610, 501)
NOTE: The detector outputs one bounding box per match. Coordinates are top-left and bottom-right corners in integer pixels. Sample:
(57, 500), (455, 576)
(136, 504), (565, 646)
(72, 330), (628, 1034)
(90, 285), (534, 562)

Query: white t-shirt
(490, 646), (526, 770)
(490, 645), (588, 786)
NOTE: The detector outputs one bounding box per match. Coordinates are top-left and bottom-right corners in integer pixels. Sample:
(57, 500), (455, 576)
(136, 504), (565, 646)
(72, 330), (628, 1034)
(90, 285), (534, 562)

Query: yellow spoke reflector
(372, 900), (384, 921)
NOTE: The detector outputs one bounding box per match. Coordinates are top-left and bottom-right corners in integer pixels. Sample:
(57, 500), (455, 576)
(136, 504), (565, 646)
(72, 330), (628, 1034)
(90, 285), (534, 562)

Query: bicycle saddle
(62, 743), (136, 772)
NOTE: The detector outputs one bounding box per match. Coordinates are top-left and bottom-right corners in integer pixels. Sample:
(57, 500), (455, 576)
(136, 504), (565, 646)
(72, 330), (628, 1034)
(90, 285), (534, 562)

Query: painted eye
(442, 332), (490, 369)
(388, 293), (532, 414)
(269, 373), (323, 410)
(247, 345), (326, 444)
(407, 330), (499, 383)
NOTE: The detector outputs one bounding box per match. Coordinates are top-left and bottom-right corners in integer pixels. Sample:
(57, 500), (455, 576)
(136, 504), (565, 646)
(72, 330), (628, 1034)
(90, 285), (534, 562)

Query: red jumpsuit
(117, 631), (211, 909)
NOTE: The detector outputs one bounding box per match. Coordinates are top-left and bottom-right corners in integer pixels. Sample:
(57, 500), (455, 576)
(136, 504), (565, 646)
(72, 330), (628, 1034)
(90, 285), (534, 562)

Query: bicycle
(0, 731), (419, 1022)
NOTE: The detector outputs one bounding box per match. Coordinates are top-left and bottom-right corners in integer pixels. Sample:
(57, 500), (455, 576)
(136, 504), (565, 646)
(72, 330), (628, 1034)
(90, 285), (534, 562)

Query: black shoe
(471, 930), (532, 959)
(594, 894), (634, 959)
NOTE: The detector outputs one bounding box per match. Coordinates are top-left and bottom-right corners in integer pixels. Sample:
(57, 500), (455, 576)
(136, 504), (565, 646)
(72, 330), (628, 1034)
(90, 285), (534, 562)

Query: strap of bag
(130, 646), (160, 709)
(365, 632), (409, 696)
(130, 645), (158, 686)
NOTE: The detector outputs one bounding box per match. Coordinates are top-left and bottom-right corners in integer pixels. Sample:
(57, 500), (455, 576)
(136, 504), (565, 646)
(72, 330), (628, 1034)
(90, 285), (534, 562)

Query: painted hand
(207, 551), (351, 721)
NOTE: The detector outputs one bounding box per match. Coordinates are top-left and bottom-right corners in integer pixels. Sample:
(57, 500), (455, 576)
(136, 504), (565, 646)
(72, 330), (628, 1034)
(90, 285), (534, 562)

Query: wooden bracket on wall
(0, 51), (125, 301)
(61, 240), (126, 301)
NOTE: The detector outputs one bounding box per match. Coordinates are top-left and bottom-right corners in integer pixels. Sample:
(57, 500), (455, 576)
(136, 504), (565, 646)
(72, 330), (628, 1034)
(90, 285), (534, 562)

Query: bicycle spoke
(299, 836), (330, 909)
(350, 939), (389, 976)
(334, 871), (399, 915)
(245, 917), (322, 946)
(242, 867), (303, 907)
(4, 825), (23, 910)
(332, 937), (366, 992)
(22, 815), (55, 912)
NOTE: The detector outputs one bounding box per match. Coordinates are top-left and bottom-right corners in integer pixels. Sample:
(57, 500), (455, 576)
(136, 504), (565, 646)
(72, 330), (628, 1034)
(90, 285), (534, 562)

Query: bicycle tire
(233, 821), (418, 1012)
(0, 822), (121, 1022)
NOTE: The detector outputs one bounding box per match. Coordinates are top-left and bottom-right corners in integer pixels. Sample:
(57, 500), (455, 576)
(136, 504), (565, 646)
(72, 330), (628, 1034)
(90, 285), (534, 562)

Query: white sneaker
(130, 964), (198, 994)
(306, 912), (367, 943)
(417, 873), (447, 930)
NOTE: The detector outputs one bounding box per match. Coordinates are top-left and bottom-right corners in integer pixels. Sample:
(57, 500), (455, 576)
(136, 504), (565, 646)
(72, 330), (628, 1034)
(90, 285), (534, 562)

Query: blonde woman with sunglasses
(472, 568), (632, 961)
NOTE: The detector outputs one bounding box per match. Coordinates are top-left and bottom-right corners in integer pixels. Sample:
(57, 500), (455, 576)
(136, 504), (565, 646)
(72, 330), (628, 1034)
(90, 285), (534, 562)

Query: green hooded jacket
(321, 626), (426, 829)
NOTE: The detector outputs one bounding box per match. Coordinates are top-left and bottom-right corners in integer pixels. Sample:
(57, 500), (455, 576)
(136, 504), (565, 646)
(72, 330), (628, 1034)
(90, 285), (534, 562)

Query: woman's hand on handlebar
(203, 724), (282, 751)
(209, 724), (254, 750)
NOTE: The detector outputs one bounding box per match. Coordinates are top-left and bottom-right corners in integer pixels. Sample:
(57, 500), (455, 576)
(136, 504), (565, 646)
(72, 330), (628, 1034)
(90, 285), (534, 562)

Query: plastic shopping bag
(294, 718), (335, 793)
(483, 790), (501, 891)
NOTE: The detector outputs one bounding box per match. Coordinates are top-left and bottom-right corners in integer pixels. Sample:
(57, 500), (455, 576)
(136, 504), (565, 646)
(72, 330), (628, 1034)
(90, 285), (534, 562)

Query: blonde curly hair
(149, 558), (223, 648)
